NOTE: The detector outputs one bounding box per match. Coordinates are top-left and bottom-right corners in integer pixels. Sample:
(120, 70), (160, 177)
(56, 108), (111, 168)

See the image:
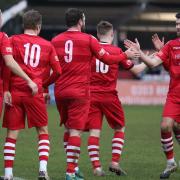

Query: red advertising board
(117, 80), (169, 105)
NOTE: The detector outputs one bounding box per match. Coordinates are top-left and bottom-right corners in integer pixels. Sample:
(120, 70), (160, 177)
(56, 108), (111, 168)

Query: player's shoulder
(51, 32), (65, 42)
(52, 31), (79, 41)
(0, 31), (7, 37)
(10, 34), (32, 41)
(81, 32), (92, 38)
(10, 34), (23, 40)
(0, 32), (9, 40)
(37, 36), (52, 46)
(101, 43), (122, 53)
(166, 38), (179, 46)
(107, 44), (121, 50)
(88, 34), (98, 40)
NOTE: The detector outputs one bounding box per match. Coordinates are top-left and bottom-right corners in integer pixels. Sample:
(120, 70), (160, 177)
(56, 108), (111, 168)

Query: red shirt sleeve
(156, 41), (170, 65)
(43, 45), (62, 88)
(89, 35), (127, 65)
(1, 33), (13, 56)
(119, 48), (134, 70)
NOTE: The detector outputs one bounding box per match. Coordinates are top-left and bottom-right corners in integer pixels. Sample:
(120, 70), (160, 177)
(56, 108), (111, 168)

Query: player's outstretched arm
(152, 33), (164, 51)
(3, 55), (38, 95)
(90, 35), (140, 65)
(130, 62), (147, 75)
(124, 38), (163, 68)
(140, 51), (162, 68)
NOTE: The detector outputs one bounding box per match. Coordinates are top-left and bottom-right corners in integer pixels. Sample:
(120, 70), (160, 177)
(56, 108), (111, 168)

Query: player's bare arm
(91, 37), (140, 65)
(124, 38), (163, 68)
(3, 54), (38, 95)
(129, 62), (147, 75)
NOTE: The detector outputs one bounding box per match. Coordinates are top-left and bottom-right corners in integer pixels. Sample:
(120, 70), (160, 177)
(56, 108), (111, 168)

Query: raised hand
(125, 48), (140, 59)
(152, 33), (164, 51)
(124, 38), (140, 51)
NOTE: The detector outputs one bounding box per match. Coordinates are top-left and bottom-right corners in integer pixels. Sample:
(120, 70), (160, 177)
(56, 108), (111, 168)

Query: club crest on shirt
(55, 56), (59, 61)
(6, 47), (12, 53)
(99, 48), (105, 56)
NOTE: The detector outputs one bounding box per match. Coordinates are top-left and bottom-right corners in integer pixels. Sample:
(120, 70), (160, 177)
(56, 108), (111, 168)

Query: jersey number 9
(64, 40), (73, 63)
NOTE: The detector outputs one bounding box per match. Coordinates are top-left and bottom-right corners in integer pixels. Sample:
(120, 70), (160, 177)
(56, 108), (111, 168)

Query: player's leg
(24, 94), (49, 180)
(86, 101), (105, 176)
(55, 98), (70, 153)
(109, 127), (126, 176)
(55, 98), (82, 178)
(0, 91), (3, 117)
(173, 121), (180, 145)
(63, 127), (84, 179)
(63, 128), (70, 152)
(3, 130), (20, 180)
(66, 129), (82, 180)
(173, 120), (180, 169)
(36, 126), (50, 180)
(88, 129), (105, 176)
(171, 102), (180, 144)
(2, 95), (25, 179)
(160, 99), (179, 179)
(160, 117), (177, 179)
(65, 98), (89, 180)
(103, 97), (126, 176)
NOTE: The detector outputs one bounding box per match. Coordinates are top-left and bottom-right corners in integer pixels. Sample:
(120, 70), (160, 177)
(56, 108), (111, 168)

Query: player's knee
(161, 118), (173, 132)
(7, 129), (19, 140)
(90, 129), (101, 137)
(69, 129), (82, 137)
(37, 126), (48, 134)
(114, 126), (125, 133)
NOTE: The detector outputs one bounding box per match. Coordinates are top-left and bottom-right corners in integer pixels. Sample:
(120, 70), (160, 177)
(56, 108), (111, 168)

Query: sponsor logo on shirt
(175, 54), (180, 59)
(173, 46), (180, 50)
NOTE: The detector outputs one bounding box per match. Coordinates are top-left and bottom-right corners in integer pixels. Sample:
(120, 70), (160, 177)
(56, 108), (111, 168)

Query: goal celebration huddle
(0, 7), (180, 180)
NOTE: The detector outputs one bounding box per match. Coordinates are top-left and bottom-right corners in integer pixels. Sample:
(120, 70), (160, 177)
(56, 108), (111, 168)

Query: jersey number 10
(96, 59), (109, 73)
(24, 43), (41, 67)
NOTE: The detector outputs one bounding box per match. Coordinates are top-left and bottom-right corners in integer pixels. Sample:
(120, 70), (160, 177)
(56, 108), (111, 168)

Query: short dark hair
(97, 21), (113, 35)
(23, 9), (42, 30)
(65, 8), (84, 27)
(176, 13), (180, 19)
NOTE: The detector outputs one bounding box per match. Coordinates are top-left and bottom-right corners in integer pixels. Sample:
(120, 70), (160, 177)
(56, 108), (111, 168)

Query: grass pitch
(0, 105), (180, 180)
